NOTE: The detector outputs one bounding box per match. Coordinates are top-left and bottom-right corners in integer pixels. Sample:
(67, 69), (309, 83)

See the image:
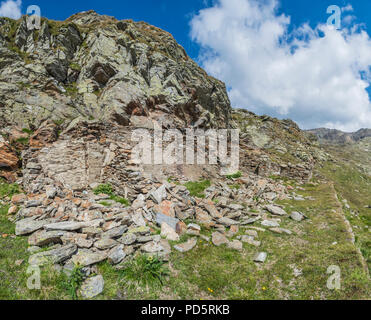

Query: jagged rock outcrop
(0, 11), (231, 130)
(232, 109), (328, 181)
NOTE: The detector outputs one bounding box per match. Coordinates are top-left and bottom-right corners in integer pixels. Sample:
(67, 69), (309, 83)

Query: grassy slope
(99, 183), (370, 300)
(0, 178), (370, 300)
(320, 162), (371, 275)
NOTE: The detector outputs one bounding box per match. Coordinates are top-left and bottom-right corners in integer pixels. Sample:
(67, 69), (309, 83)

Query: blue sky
(2, 0), (371, 130)
(12, 0), (371, 60)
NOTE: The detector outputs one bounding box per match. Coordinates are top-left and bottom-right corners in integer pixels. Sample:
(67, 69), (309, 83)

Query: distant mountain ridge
(306, 128), (371, 144)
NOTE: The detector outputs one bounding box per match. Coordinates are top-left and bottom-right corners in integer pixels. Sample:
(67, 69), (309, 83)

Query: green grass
(93, 184), (130, 207)
(184, 180), (211, 198)
(0, 179), (20, 198)
(321, 161), (371, 274)
(99, 201), (112, 207)
(162, 183), (370, 300)
(226, 171), (242, 180)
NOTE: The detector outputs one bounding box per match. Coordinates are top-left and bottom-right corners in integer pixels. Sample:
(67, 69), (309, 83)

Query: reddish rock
(0, 141), (19, 172)
(195, 208), (214, 228)
(8, 205), (18, 215)
(176, 221), (187, 235)
(154, 200), (175, 217)
(81, 201), (92, 209)
(11, 193), (27, 204)
(146, 200), (155, 209)
(29, 120), (58, 149)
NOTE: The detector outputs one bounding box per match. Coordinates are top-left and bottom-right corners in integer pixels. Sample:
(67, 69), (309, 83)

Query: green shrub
(119, 255), (169, 289)
(60, 265), (85, 300)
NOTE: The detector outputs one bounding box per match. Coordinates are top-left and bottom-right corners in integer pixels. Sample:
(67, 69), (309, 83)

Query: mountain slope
(0, 11), (369, 300)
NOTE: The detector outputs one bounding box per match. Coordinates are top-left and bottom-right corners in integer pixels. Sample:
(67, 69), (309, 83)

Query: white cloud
(190, 0), (371, 131)
(342, 4), (353, 13)
(0, 0), (22, 19)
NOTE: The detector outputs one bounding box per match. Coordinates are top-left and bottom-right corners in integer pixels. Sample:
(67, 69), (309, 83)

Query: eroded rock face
(0, 11), (231, 130)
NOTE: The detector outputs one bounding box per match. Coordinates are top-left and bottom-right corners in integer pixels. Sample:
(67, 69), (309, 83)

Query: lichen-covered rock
(0, 11), (231, 130)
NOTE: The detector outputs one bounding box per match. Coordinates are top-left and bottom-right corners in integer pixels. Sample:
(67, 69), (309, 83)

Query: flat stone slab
(28, 230), (66, 246)
(265, 205), (287, 216)
(227, 240), (243, 251)
(217, 217), (240, 227)
(212, 232), (229, 246)
(80, 275), (104, 299)
(29, 244), (77, 266)
(119, 233), (137, 245)
(261, 220), (280, 228)
(16, 218), (53, 236)
(174, 238), (197, 253)
(72, 251), (107, 267)
(254, 252), (267, 263)
(150, 185), (167, 204)
(102, 226), (128, 239)
(269, 228), (293, 235)
(94, 238), (118, 250)
(44, 221), (87, 231)
(156, 212), (179, 230)
(161, 223), (179, 241)
(108, 245), (126, 265)
(290, 211), (305, 222)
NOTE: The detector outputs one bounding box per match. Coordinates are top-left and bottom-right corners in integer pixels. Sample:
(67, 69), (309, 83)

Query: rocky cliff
(0, 10), (231, 131)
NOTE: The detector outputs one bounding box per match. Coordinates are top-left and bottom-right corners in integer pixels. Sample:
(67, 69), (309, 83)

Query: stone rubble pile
(9, 167), (309, 290)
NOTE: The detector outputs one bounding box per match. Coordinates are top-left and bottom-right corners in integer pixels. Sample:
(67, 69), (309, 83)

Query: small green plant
(111, 196), (130, 206)
(119, 255), (169, 290)
(93, 184), (130, 207)
(69, 62), (82, 72)
(93, 184), (114, 196)
(21, 128), (33, 135)
(65, 83), (78, 97)
(53, 119), (65, 126)
(15, 137), (29, 145)
(60, 265), (85, 300)
(226, 171), (242, 180)
(229, 184), (241, 190)
(184, 180), (211, 198)
(99, 201), (112, 207)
